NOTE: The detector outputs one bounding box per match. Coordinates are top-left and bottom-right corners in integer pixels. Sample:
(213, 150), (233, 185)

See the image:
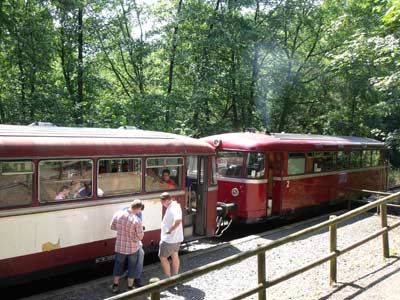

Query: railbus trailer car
(0, 124), (217, 286)
(202, 132), (388, 226)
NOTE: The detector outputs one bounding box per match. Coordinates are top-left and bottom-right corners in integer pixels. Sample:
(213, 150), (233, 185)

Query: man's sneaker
(110, 283), (119, 293)
(134, 278), (143, 288)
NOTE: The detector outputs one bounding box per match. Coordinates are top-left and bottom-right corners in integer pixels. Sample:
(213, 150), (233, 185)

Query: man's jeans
(113, 247), (144, 279)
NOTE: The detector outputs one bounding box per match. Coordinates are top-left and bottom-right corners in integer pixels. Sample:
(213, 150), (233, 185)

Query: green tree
(0, 0), (56, 124)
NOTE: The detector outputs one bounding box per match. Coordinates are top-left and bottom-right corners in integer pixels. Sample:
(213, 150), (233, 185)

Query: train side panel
(278, 167), (387, 212)
(0, 196), (164, 281)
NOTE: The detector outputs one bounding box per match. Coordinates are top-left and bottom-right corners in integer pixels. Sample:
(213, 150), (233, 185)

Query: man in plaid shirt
(110, 199), (144, 293)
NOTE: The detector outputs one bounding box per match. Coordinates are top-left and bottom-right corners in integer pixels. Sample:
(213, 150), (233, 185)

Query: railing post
(329, 215), (337, 286)
(380, 203), (389, 258)
(257, 243), (266, 300)
(149, 277), (160, 300)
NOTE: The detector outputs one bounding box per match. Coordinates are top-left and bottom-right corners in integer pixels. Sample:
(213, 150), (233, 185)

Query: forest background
(1, 0), (400, 171)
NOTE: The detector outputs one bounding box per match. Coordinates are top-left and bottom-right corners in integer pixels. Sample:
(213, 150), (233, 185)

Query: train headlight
(213, 139), (221, 147)
(231, 188), (239, 197)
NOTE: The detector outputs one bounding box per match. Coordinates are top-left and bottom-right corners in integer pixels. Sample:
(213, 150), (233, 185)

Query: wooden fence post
(380, 203), (389, 258)
(257, 243), (266, 300)
(329, 215), (337, 286)
(149, 277), (160, 300)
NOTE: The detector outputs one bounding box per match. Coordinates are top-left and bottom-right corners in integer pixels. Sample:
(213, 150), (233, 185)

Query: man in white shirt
(159, 192), (184, 278)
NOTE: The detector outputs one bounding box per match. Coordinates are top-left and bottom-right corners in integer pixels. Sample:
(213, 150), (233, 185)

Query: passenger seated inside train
(74, 181), (92, 198)
(55, 185), (70, 200)
(161, 169), (176, 189)
(146, 167), (161, 191)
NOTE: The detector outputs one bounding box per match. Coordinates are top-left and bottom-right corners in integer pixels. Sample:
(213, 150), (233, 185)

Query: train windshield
(246, 152), (266, 178)
(216, 151), (244, 177)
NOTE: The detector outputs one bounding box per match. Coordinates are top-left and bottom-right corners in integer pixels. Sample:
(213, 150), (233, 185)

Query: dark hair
(84, 182), (92, 188)
(162, 169), (170, 175)
(58, 185), (69, 193)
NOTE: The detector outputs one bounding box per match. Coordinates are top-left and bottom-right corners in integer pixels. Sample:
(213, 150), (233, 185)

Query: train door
(185, 156), (208, 237)
(267, 152), (274, 216)
(268, 152), (283, 215)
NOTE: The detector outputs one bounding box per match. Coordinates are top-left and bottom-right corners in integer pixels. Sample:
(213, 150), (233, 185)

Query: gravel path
(24, 211), (400, 300)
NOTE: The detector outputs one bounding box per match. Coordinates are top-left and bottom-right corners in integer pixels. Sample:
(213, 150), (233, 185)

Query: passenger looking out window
(145, 157), (182, 192)
(161, 169), (176, 189)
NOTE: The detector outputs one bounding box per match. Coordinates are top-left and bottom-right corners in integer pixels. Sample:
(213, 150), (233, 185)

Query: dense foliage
(1, 0), (400, 161)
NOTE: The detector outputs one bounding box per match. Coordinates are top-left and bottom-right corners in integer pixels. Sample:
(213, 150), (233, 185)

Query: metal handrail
(105, 191), (400, 300)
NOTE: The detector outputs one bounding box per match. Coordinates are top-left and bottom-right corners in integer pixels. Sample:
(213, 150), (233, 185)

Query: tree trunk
(231, 50), (240, 130)
(248, 0), (261, 128)
(167, 0), (183, 95)
(192, 0), (221, 133)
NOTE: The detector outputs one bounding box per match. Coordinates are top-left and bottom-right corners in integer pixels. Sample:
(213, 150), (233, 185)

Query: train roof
(0, 125), (215, 158)
(201, 132), (386, 152)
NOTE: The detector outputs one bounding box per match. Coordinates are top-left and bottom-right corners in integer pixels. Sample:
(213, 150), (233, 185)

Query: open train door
(268, 152), (283, 216)
(267, 152), (274, 216)
(184, 156), (208, 237)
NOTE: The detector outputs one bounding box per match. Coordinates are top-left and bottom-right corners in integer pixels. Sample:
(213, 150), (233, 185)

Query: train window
(39, 160), (93, 202)
(362, 150), (372, 167)
(337, 151), (350, 170)
(246, 152), (265, 178)
(324, 152), (336, 171)
(350, 151), (362, 169)
(98, 158), (141, 197)
(216, 151), (244, 178)
(371, 150), (381, 166)
(0, 161), (34, 208)
(145, 157), (183, 191)
(313, 157), (323, 173)
(312, 152), (336, 173)
(288, 153), (305, 175)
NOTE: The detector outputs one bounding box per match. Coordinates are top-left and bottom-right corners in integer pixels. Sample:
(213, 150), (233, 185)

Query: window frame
(216, 151), (245, 178)
(211, 156), (217, 186)
(97, 157), (142, 197)
(145, 156), (184, 192)
(288, 152), (306, 176)
(0, 160), (34, 208)
(245, 152), (266, 179)
(38, 158), (94, 203)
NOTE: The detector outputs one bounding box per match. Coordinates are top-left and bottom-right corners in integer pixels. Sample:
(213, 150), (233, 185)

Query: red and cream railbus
(203, 132), (388, 224)
(0, 125), (217, 286)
